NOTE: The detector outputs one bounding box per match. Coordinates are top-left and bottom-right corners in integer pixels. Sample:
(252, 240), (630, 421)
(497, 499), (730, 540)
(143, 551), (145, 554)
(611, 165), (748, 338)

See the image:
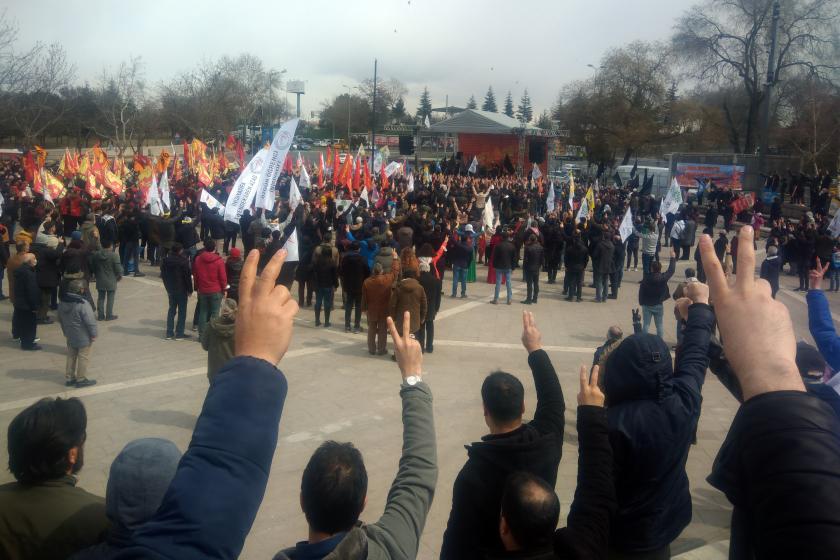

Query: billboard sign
(675, 163), (745, 190)
(287, 80), (305, 94)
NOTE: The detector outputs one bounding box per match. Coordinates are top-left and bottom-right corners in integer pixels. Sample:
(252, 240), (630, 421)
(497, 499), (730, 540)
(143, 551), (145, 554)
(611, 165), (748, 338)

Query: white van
(615, 165), (670, 198)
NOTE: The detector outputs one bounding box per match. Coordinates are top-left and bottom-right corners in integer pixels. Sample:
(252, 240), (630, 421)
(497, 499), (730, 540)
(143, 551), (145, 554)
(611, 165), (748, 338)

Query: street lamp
(342, 84), (356, 147)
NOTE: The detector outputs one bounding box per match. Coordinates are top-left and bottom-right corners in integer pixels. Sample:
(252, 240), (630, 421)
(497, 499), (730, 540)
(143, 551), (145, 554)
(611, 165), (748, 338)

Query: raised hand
(235, 248), (300, 365)
(699, 226), (804, 400)
(632, 308), (641, 324)
(809, 257), (831, 291)
(578, 365), (605, 407)
(521, 311), (542, 353)
(684, 279), (710, 305)
(387, 311), (423, 380)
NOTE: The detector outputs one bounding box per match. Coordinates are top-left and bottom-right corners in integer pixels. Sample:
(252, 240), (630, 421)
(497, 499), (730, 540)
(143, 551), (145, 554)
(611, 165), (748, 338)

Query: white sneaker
(34, 338), (41, 343)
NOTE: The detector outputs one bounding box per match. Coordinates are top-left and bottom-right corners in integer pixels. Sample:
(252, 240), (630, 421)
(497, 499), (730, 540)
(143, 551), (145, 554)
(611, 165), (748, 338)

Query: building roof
(428, 109), (540, 134)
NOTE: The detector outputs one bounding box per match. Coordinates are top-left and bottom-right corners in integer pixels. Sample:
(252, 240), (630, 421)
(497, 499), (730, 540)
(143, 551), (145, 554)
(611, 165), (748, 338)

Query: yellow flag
(585, 187), (595, 218)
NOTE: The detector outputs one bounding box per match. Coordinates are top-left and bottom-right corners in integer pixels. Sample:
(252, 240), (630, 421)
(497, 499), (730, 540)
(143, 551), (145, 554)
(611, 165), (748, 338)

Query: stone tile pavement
(0, 246), (835, 559)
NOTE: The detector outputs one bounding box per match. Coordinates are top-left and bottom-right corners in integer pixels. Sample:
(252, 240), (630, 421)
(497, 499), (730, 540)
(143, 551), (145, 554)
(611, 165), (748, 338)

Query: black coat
(225, 259), (243, 300)
(564, 240), (589, 272)
(96, 215), (118, 247)
(441, 350), (565, 560)
(32, 242), (63, 289)
(176, 222), (198, 250)
(522, 243), (545, 273)
(605, 304), (714, 552)
(492, 240), (517, 270)
(160, 254), (193, 295)
(60, 246), (91, 280)
(339, 251), (370, 294)
(638, 257), (676, 306)
(708, 391), (840, 559)
(13, 264), (39, 311)
(419, 271), (442, 321)
(591, 239), (615, 274)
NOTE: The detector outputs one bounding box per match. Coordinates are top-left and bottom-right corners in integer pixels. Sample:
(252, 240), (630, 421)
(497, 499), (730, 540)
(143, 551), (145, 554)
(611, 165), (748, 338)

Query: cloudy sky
(7, 0), (697, 119)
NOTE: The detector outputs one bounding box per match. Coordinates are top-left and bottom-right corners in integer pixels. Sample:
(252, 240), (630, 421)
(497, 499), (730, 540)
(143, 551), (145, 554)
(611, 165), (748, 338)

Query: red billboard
(675, 163), (745, 190)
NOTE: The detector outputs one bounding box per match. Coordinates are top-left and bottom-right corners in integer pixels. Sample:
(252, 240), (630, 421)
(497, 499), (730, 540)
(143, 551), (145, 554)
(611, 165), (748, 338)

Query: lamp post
(342, 84), (353, 147)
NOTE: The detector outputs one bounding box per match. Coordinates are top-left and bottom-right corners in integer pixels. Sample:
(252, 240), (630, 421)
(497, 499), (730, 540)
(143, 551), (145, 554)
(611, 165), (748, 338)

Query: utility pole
(758, 0), (780, 180)
(372, 59), (377, 156)
(342, 84), (353, 147)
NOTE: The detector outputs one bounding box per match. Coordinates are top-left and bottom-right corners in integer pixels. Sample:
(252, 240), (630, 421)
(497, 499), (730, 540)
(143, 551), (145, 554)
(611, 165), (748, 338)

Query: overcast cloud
(6, 0), (697, 119)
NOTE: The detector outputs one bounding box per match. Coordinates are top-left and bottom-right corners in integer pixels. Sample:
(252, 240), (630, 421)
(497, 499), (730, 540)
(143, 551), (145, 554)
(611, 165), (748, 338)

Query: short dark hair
(651, 261), (662, 273)
(101, 239), (113, 249)
(501, 472), (560, 549)
(171, 242), (183, 254)
(8, 397), (87, 484)
(685, 268), (696, 279)
(403, 267), (418, 279)
(481, 371), (524, 423)
(204, 238), (216, 252)
(301, 441), (368, 534)
(271, 230), (281, 241)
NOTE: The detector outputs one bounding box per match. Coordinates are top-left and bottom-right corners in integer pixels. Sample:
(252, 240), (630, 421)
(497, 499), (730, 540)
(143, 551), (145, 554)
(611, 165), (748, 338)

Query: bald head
(500, 472), (560, 551)
(607, 326), (623, 342)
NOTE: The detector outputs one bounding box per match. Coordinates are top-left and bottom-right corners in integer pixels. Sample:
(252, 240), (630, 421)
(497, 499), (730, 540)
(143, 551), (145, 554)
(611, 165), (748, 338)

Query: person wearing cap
(604, 280), (713, 557)
(70, 438), (181, 560)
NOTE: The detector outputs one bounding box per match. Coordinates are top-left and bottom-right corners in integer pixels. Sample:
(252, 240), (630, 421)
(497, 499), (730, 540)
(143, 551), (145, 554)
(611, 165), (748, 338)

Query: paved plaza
(0, 244), (835, 559)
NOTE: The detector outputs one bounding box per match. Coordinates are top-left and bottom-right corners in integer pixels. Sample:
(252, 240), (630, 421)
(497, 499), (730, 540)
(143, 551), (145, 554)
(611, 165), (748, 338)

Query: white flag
(829, 211), (840, 238)
(360, 185), (370, 206)
(283, 228), (299, 262)
(424, 114), (431, 128)
(483, 194), (495, 232)
(288, 177), (302, 213)
(373, 151), (382, 172)
(619, 207), (634, 242)
(384, 161), (401, 177)
(659, 177), (683, 217)
(200, 188), (225, 213)
(255, 118), (300, 210)
(159, 169), (171, 212)
(531, 163), (542, 180)
(576, 195), (590, 222)
(0, 188), (4, 218)
(407, 173), (415, 193)
(468, 156), (478, 174)
(147, 173), (162, 216)
(568, 173), (575, 209)
(224, 147), (269, 223)
(546, 181), (555, 212)
(299, 160), (311, 189)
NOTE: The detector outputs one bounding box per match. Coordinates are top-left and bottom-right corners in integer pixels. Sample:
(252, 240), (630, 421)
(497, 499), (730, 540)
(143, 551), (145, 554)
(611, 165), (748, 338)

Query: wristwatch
(404, 375), (422, 386)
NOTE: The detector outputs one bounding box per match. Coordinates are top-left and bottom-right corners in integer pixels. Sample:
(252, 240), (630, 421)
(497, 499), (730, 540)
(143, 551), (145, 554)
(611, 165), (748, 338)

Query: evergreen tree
(392, 95), (407, 122)
(482, 86), (497, 112)
(516, 88), (533, 123)
(466, 95), (477, 109)
(417, 87), (433, 120)
(536, 110), (553, 129)
(503, 91), (514, 117)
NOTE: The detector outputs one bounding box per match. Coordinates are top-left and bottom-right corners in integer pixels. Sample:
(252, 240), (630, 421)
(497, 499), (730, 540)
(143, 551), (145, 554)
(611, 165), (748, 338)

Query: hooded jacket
(201, 302), (237, 381)
(160, 253), (193, 296)
(58, 292), (98, 348)
(192, 250), (227, 294)
(70, 439), (181, 560)
(604, 303), (713, 552)
(441, 350), (565, 560)
(388, 277), (427, 334)
(89, 249), (122, 291)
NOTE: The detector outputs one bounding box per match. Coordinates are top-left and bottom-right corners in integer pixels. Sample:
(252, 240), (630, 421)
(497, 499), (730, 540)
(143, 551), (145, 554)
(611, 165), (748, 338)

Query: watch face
(405, 376), (420, 385)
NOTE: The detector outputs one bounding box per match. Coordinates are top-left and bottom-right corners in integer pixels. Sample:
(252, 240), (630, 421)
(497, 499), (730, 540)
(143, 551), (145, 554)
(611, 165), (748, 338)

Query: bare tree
(0, 9), (43, 93)
(673, 0), (840, 153)
(92, 56), (146, 155)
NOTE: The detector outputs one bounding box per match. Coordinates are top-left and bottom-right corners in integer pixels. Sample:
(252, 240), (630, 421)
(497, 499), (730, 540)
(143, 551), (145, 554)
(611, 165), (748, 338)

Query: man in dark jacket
(521, 234), (544, 304)
(492, 230), (517, 305)
(160, 243), (193, 340)
(449, 233), (473, 298)
(418, 261), (442, 352)
(610, 233), (625, 299)
(700, 226), (840, 559)
(441, 311), (565, 560)
(564, 232), (589, 302)
(13, 253), (41, 350)
(118, 213), (143, 277)
(638, 250), (676, 338)
(340, 241), (370, 333)
(604, 280), (713, 557)
(32, 223), (64, 323)
(591, 235), (614, 303)
(0, 397), (108, 559)
(490, 365), (615, 560)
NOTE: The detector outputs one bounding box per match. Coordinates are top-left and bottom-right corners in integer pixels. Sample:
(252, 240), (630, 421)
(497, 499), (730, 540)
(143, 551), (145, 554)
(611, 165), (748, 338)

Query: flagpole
(371, 59), (377, 167)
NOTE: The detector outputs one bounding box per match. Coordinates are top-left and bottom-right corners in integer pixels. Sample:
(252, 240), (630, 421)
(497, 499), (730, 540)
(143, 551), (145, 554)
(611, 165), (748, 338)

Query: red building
(428, 109), (563, 175)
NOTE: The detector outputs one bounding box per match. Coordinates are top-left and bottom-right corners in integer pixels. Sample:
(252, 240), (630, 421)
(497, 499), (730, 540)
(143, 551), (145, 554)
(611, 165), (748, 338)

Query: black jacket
(564, 239), (589, 272)
(638, 257), (676, 306)
(591, 239), (615, 274)
(225, 259), (243, 300)
(441, 350), (565, 560)
(32, 242), (63, 289)
(522, 244), (544, 273)
(339, 251), (370, 294)
(605, 304), (714, 552)
(160, 254), (193, 295)
(96, 215), (118, 247)
(492, 239), (517, 270)
(708, 391), (840, 559)
(176, 222), (198, 250)
(13, 264), (39, 311)
(419, 271), (442, 321)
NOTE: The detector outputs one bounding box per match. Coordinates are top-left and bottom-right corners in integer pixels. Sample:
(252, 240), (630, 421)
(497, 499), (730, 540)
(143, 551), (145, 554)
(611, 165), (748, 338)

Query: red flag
(352, 157), (361, 190)
(318, 153), (325, 188)
(380, 162), (389, 191)
(326, 146), (333, 167)
(332, 152), (341, 184)
(235, 140), (245, 168)
(340, 155), (353, 187)
(23, 151), (36, 182)
(283, 152), (293, 174)
(225, 134), (236, 150)
(363, 158), (371, 189)
(183, 141), (191, 170)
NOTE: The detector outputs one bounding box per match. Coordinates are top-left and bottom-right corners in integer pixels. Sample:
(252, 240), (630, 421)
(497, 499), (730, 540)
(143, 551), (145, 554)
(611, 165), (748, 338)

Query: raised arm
(521, 311), (566, 436)
(116, 248), (299, 560)
(807, 258), (840, 371)
(368, 312), (438, 560)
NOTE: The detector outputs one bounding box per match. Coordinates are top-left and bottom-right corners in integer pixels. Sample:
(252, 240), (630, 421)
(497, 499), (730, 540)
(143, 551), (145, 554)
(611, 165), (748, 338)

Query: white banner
(407, 173), (415, 193)
(483, 195), (495, 231)
(576, 196), (589, 222)
(660, 177), (683, 217)
(468, 156), (478, 174)
(384, 161), (401, 177)
(224, 147), (269, 223)
(619, 207), (634, 242)
(147, 173), (163, 216)
(255, 118), (300, 210)
(283, 228), (299, 262)
(531, 163), (542, 180)
(360, 185), (369, 206)
(546, 181), (555, 212)
(201, 189), (225, 213)
(299, 161), (311, 188)
(159, 169), (171, 212)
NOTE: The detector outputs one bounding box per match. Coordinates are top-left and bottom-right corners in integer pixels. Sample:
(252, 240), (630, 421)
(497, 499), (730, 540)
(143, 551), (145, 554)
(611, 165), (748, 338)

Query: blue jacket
(113, 356), (288, 559)
(807, 289), (840, 372)
(605, 304), (714, 552)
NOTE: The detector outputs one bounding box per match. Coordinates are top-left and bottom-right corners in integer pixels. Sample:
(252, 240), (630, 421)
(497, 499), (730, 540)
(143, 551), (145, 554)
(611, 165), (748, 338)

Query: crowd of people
(2, 151), (840, 559)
